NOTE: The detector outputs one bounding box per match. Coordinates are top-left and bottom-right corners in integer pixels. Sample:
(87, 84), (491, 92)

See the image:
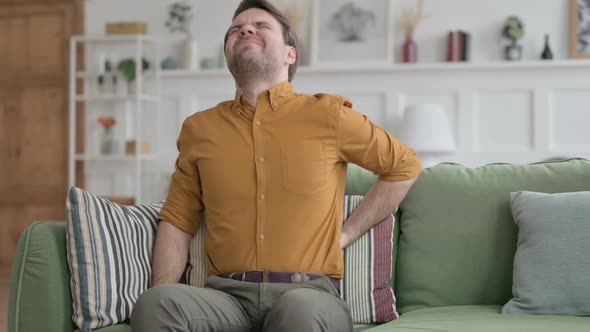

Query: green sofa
(9, 159), (590, 331)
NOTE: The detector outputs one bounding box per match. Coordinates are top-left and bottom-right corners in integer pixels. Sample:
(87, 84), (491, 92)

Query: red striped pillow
(342, 195), (399, 323)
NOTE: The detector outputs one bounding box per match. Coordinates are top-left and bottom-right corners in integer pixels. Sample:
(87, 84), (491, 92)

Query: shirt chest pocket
(281, 143), (326, 196)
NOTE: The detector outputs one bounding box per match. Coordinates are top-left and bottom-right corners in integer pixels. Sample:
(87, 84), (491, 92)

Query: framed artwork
(310, 0), (394, 65)
(272, 0), (314, 66)
(571, 0), (590, 58)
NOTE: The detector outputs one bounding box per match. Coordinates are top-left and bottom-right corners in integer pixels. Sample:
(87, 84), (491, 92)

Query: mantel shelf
(75, 154), (159, 161)
(72, 35), (156, 43)
(76, 71), (160, 79)
(160, 59), (590, 79)
(75, 94), (159, 102)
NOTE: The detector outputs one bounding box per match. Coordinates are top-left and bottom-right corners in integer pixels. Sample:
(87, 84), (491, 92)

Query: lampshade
(397, 104), (456, 152)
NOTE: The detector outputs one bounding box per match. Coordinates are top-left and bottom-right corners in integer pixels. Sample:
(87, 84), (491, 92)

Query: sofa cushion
(345, 163), (378, 195)
(502, 191), (590, 315)
(76, 323), (377, 332)
(76, 324), (131, 332)
(9, 222), (77, 332)
(366, 305), (590, 332)
(66, 187), (163, 331)
(396, 159), (590, 314)
(342, 195), (398, 323)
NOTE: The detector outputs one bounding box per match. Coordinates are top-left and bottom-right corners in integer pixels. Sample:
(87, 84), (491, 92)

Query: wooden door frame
(1, 0), (85, 187)
(0, 0), (84, 278)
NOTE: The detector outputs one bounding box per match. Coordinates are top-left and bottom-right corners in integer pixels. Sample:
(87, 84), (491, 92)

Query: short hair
(224, 0), (298, 82)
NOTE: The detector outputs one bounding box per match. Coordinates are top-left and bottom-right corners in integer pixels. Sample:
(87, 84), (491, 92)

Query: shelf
(160, 59), (590, 78)
(75, 94), (159, 102)
(75, 154), (159, 161)
(300, 59), (590, 73)
(69, 34), (162, 205)
(161, 67), (231, 78)
(72, 35), (156, 44)
(76, 71), (160, 79)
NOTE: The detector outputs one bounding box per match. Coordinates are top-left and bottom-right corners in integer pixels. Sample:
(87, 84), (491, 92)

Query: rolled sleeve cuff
(158, 204), (199, 236)
(377, 158), (423, 182)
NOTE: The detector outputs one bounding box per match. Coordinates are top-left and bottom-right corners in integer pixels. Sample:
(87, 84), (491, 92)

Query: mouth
(237, 39), (262, 48)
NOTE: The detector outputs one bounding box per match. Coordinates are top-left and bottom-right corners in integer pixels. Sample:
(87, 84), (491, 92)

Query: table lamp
(397, 104), (456, 168)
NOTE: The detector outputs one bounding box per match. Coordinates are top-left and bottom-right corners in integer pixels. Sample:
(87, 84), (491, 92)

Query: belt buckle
(290, 271), (310, 284)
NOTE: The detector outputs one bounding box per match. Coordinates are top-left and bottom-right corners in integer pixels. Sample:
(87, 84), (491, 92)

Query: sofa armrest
(9, 221), (76, 332)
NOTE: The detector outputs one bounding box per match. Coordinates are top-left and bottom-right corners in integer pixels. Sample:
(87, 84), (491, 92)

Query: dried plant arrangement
(400, 0), (428, 40)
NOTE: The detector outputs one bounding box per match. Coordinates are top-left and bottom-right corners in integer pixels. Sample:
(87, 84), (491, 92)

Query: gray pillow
(502, 191), (590, 315)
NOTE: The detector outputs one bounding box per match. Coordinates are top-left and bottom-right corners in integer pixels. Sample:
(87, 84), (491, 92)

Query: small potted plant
(117, 57), (150, 94)
(165, 1), (199, 70)
(166, 1), (193, 34)
(503, 16), (525, 61)
(97, 116), (117, 155)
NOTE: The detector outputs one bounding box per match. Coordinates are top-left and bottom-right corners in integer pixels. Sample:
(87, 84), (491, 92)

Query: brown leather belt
(223, 271), (340, 290)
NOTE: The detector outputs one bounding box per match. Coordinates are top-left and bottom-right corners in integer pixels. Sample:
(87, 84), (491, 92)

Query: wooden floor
(1, 279), (7, 332)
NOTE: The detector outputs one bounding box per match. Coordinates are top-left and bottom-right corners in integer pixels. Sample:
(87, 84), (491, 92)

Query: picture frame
(271, 0), (315, 66)
(310, 0), (394, 66)
(570, 0), (590, 58)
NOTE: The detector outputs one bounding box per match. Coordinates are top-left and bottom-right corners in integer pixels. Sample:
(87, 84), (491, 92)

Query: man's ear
(285, 46), (296, 65)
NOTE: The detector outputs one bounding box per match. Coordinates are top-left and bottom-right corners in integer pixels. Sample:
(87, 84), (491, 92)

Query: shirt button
(259, 157), (265, 163)
(259, 234), (265, 240)
(255, 120), (261, 126)
(261, 194), (266, 200)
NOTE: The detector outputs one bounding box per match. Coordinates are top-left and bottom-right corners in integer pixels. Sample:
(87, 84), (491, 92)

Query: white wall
(86, 0), (573, 64)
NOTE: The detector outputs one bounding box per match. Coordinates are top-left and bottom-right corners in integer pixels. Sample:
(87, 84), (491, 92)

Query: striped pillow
(185, 218), (207, 286)
(342, 195), (398, 324)
(65, 187), (163, 331)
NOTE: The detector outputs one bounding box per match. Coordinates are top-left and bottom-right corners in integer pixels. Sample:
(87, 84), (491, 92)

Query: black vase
(541, 34), (553, 60)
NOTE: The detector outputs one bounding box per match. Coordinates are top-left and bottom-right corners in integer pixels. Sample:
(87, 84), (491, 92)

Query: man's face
(225, 8), (295, 80)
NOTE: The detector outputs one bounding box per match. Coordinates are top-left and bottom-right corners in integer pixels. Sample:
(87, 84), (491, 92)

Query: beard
(227, 47), (283, 84)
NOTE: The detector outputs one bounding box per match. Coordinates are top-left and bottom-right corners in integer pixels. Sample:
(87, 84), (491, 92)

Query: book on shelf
(447, 30), (471, 62)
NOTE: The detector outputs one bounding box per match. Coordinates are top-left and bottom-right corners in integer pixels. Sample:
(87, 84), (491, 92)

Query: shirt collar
(232, 81), (296, 113)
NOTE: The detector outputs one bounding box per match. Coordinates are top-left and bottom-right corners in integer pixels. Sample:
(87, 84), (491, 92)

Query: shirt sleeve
(158, 117), (203, 235)
(337, 101), (423, 181)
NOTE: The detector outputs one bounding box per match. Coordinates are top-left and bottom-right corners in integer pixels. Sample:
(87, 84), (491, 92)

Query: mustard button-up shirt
(159, 81), (422, 279)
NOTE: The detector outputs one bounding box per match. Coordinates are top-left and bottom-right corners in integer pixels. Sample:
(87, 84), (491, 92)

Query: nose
(239, 25), (255, 36)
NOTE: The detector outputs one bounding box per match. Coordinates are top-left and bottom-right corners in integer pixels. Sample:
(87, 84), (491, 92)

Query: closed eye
(228, 26), (240, 34)
(255, 22), (272, 29)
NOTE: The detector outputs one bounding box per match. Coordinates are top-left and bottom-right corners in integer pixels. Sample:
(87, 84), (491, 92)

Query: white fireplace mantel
(157, 60), (590, 167)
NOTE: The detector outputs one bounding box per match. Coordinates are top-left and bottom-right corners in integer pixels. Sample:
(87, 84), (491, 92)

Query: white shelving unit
(68, 35), (161, 204)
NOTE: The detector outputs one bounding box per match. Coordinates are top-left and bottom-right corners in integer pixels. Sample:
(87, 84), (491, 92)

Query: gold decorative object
(106, 22), (148, 35)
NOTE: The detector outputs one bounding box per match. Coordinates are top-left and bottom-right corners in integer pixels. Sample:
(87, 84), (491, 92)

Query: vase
(182, 36), (200, 70)
(402, 38), (418, 63)
(505, 44), (522, 61)
(100, 127), (117, 155)
(540, 34), (553, 60)
(127, 81), (137, 95)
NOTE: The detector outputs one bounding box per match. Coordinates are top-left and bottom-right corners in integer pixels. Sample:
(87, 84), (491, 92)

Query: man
(132, 0), (421, 331)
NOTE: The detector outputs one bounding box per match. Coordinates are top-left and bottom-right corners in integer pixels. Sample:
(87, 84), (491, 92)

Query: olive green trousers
(131, 275), (352, 332)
